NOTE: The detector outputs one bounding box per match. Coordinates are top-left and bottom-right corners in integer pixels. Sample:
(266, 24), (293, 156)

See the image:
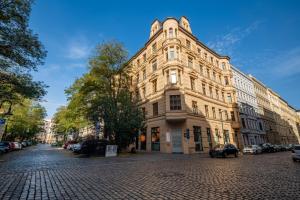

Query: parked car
(286, 144), (294, 151)
(21, 141), (27, 147)
(13, 142), (22, 150)
(75, 139), (110, 155)
(209, 144), (239, 158)
(63, 141), (77, 149)
(0, 142), (10, 153)
(0, 146), (6, 154)
(243, 145), (262, 154)
(0, 142), (12, 152)
(72, 143), (82, 153)
(292, 145), (300, 162)
(261, 143), (275, 153)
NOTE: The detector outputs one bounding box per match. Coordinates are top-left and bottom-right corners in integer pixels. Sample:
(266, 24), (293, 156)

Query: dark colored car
(79, 139), (110, 155)
(209, 144), (239, 158)
(261, 143), (275, 153)
(0, 142), (11, 153)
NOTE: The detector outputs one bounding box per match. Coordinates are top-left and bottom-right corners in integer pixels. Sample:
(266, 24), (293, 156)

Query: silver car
(292, 145), (300, 162)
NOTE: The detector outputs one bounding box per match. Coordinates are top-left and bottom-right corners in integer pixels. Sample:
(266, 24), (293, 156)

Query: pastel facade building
(129, 17), (241, 154)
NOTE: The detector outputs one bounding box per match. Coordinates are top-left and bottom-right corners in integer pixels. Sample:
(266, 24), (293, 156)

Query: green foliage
(5, 99), (46, 140)
(0, 0), (47, 103)
(61, 41), (144, 149)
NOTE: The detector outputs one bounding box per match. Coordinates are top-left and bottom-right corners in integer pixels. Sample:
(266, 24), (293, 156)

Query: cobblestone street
(0, 144), (299, 200)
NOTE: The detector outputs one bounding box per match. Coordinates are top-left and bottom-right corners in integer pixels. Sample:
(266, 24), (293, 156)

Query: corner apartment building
(129, 17), (241, 154)
(232, 67), (266, 145)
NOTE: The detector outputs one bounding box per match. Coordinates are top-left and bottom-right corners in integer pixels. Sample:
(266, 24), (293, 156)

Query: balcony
(162, 38), (181, 48)
(166, 110), (187, 122)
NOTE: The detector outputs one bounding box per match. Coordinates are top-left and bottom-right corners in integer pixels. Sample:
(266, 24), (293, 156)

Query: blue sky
(29, 0), (300, 118)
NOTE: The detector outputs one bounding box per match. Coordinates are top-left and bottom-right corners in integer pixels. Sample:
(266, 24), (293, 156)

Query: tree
(63, 41), (144, 150)
(0, 0), (47, 104)
(5, 99), (46, 141)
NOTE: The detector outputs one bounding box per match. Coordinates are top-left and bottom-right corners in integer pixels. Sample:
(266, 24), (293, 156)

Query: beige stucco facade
(129, 17), (241, 154)
(250, 76), (299, 144)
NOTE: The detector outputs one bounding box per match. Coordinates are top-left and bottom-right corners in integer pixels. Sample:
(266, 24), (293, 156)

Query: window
(190, 77), (195, 91)
(151, 127), (160, 151)
(215, 128), (219, 143)
(227, 93), (232, 103)
(216, 60), (219, 67)
(169, 47), (175, 61)
(219, 75), (222, 83)
(200, 65), (203, 75)
(207, 69), (210, 79)
(170, 95), (181, 110)
(137, 59), (140, 67)
(209, 86), (213, 98)
(170, 70), (177, 84)
(230, 111), (235, 121)
(225, 111), (229, 120)
(222, 92), (225, 101)
(143, 69), (146, 80)
(143, 53), (146, 62)
(188, 57), (193, 68)
(207, 128), (212, 148)
(221, 62), (226, 70)
(192, 101), (198, 114)
(194, 126), (203, 151)
(169, 28), (174, 38)
(137, 73), (139, 83)
(197, 48), (201, 54)
(204, 53), (207, 60)
(153, 102), (158, 116)
(259, 122), (263, 130)
(223, 130), (230, 144)
(219, 109), (222, 120)
(186, 39), (191, 49)
(142, 87), (146, 98)
(205, 105), (209, 117)
(212, 107), (216, 119)
(152, 79), (157, 93)
(241, 118), (246, 128)
(152, 43), (157, 53)
(216, 89), (219, 100)
(224, 76), (229, 85)
(202, 83), (206, 95)
(213, 71), (216, 81)
(210, 57), (213, 63)
(152, 60), (157, 71)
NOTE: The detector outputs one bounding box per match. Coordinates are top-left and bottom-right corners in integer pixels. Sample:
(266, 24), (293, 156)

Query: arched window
(169, 28), (174, 38)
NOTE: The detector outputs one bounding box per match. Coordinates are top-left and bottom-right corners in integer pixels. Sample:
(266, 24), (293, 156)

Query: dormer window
(169, 28), (174, 38)
(143, 54), (146, 62)
(221, 62), (226, 70)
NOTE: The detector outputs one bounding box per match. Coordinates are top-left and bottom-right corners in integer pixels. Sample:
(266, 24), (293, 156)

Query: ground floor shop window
(151, 127), (160, 151)
(207, 128), (212, 148)
(140, 128), (147, 150)
(224, 130), (230, 144)
(193, 126), (203, 151)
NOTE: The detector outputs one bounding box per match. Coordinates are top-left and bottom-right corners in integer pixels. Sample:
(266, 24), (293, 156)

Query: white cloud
(208, 20), (264, 55)
(66, 35), (91, 60)
(269, 47), (300, 77)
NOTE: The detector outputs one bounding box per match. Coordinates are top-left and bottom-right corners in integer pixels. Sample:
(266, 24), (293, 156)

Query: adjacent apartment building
(232, 67), (266, 145)
(129, 17), (241, 154)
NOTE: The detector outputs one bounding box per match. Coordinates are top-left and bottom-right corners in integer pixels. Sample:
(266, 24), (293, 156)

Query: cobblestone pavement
(0, 144), (299, 200)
